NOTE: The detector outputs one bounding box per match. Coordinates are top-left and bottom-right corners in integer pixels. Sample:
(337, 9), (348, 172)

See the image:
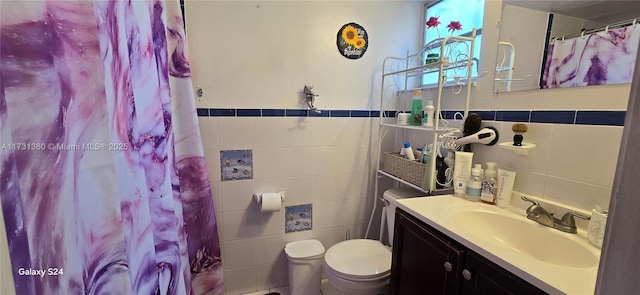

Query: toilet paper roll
(259, 193), (282, 212)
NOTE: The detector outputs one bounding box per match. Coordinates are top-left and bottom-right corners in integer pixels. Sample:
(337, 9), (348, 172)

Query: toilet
(284, 239), (325, 295)
(324, 188), (423, 295)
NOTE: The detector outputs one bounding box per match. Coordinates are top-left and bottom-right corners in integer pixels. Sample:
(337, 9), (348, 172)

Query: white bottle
(480, 162), (498, 205)
(422, 100), (435, 127)
(466, 167), (482, 202)
(403, 142), (416, 161)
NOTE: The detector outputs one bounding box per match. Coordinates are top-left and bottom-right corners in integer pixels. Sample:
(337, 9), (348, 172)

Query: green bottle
(410, 90), (423, 126)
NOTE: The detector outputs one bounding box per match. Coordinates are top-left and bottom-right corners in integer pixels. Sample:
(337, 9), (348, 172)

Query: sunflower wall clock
(337, 22), (368, 60)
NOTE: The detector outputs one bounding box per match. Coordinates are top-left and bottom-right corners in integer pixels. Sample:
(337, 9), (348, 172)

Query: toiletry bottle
(444, 152), (455, 187)
(403, 142), (416, 161)
(421, 143), (430, 164)
(422, 144), (434, 190)
(454, 151), (473, 198)
(422, 100), (435, 128)
(466, 167), (482, 202)
(480, 162), (498, 205)
(496, 169), (517, 208)
(410, 90), (423, 126)
(435, 155), (446, 189)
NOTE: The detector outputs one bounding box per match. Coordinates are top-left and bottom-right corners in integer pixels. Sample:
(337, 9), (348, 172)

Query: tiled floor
(243, 279), (339, 295)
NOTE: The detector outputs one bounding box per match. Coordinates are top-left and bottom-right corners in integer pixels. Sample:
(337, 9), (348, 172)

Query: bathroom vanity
(388, 195), (601, 295)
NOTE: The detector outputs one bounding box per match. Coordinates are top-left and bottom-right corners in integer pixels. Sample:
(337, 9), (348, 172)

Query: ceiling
(504, 0), (640, 24)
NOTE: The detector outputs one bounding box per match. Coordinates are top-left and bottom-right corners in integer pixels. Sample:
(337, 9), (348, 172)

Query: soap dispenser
(480, 162), (498, 205)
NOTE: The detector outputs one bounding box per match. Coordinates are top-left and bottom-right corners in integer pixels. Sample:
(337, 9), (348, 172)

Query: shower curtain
(0, 1), (223, 294)
(542, 25), (640, 88)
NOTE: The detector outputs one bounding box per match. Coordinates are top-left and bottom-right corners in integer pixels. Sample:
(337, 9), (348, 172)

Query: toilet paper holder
(253, 191), (286, 204)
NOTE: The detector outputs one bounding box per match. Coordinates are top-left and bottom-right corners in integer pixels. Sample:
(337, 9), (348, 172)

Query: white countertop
(393, 195), (601, 295)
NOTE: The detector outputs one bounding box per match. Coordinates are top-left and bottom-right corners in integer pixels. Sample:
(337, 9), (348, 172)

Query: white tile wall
(202, 117), (378, 294)
(202, 114), (624, 294)
(256, 260), (288, 290)
(476, 121), (622, 212)
(225, 267), (257, 295)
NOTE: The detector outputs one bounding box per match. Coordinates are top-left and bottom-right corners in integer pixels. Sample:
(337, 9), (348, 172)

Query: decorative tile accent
(197, 108), (210, 117)
(329, 110), (350, 117)
(285, 204), (312, 233)
(237, 109), (261, 117)
(384, 110), (397, 118)
(195, 108), (626, 126)
(496, 111), (530, 122)
(309, 110), (330, 117)
(220, 150), (253, 181)
(350, 110), (371, 117)
(576, 111), (626, 126)
(530, 111), (576, 124)
(262, 109), (286, 117)
(211, 108), (236, 116)
(285, 109), (308, 117)
(471, 110), (496, 121)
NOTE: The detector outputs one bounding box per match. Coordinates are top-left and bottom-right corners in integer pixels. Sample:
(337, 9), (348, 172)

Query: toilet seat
(324, 239), (391, 279)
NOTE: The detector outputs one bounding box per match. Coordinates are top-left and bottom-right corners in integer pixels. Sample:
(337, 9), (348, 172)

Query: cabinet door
(390, 209), (464, 295)
(460, 251), (547, 295)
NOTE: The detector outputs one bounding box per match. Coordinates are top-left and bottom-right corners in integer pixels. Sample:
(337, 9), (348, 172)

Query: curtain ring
(634, 18), (638, 28)
(581, 31), (586, 39)
(561, 35), (565, 42)
(605, 25), (610, 32)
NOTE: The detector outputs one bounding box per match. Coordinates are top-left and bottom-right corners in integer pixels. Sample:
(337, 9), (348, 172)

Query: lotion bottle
(480, 162), (498, 204)
(403, 142), (416, 161)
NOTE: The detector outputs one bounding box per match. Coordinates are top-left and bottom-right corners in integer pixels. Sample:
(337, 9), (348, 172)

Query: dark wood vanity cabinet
(390, 209), (547, 295)
(390, 208), (464, 294)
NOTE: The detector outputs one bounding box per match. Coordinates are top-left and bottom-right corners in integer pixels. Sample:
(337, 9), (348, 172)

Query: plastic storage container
(284, 239), (326, 295)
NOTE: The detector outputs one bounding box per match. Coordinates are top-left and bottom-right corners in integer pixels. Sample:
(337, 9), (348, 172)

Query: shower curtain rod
(552, 17), (639, 41)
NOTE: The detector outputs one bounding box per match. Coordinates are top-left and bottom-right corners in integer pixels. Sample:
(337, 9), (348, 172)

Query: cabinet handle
(444, 262), (453, 272)
(462, 269), (472, 280)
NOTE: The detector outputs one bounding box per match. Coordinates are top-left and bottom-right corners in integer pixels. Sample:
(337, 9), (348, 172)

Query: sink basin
(453, 210), (598, 268)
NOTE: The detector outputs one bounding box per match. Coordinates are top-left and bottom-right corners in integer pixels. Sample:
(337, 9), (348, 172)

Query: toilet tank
(383, 188), (424, 246)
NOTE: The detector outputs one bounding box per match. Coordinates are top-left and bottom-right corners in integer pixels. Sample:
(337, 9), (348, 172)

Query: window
(422, 0), (484, 86)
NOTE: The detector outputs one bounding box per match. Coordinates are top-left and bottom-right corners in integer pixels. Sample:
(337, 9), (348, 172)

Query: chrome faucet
(521, 196), (590, 234)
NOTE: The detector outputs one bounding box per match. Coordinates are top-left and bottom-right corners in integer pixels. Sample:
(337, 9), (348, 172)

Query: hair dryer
(455, 126), (499, 147)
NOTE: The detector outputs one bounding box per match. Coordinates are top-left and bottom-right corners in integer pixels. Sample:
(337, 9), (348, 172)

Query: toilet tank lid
(285, 239), (325, 258)
(383, 187), (424, 201)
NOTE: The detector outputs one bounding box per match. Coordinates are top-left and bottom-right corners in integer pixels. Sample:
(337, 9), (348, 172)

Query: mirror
(494, 0), (640, 93)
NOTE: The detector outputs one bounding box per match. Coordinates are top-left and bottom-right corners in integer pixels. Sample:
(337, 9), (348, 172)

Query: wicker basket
(382, 152), (427, 189)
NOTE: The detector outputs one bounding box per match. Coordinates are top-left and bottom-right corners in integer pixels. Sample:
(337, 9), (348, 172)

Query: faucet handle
(521, 196), (539, 206)
(558, 211), (591, 230)
(560, 211), (590, 224)
(521, 196), (540, 213)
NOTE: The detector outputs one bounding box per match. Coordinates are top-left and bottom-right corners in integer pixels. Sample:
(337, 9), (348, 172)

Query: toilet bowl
(324, 188), (423, 295)
(324, 239), (391, 295)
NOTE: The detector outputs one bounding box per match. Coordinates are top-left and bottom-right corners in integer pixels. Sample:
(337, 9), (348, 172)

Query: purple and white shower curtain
(0, 1), (223, 294)
(542, 25), (640, 88)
